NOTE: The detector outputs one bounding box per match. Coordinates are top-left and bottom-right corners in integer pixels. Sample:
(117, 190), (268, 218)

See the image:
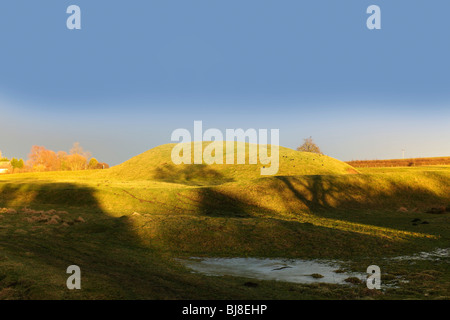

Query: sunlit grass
(277, 211), (438, 241)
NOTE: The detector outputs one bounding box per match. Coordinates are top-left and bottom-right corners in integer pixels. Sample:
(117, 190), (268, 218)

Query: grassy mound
(107, 142), (357, 184)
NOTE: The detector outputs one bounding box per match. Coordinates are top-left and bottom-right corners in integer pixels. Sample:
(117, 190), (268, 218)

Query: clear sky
(0, 0), (449, 165)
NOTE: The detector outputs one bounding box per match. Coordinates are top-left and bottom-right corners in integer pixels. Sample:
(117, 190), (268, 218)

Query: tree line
(0, 143), (109, 173)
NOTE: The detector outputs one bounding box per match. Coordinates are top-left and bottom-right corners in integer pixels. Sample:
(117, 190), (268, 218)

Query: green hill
(107, 142), (358, 184)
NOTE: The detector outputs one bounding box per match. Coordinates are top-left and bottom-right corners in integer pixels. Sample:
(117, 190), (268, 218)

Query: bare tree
(296, 136), (323, 154)
(70, 142), (91, 159)
(67, 153), (88, 171)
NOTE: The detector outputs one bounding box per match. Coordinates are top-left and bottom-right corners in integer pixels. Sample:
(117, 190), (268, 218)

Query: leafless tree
(296, 136), (323, 154)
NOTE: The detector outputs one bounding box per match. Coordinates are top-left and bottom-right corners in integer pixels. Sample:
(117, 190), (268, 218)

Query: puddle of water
(179, 257), (366, 285)
(390, 248), (450, 262)
(178, 248), (449, 287)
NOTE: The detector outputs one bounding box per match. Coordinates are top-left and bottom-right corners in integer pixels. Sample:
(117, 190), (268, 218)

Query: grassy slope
(0, 145), (449, 299)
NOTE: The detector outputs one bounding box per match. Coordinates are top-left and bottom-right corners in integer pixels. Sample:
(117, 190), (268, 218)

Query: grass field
(0, 143), (449, 299)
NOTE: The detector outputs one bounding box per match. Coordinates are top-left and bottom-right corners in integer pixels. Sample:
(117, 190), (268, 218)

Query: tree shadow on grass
(273, 174), (449, 214)
(270, 174), (449, 237)
(0, 182), (242, 299)
(275, 176), (337, 212)
(195, 188), (253, 218)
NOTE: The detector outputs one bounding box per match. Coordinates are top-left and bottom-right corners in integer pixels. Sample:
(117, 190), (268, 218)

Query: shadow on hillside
(131, 170), (450, 220)
(195, 188), (253, 218)
(272, 173), (449, 215)
(0, 182), (99, 208)
(152, 164), (252, 216)
(0, 182), (218, 299)
(275, 176), (338, 211)
(154, 163), (233, 185)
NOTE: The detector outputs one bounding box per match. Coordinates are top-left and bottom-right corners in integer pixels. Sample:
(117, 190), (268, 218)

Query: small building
(0, 161), (11, 174)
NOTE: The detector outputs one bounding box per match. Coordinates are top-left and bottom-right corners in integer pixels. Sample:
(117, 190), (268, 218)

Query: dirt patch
(0, 207), (87, 227)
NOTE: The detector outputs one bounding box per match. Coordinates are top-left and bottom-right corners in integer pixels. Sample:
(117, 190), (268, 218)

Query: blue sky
(0, 0), (449, 165)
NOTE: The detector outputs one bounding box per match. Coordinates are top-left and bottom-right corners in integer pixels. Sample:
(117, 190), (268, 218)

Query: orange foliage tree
(28, 146), (59, 171)
(26, 143), (108, 172)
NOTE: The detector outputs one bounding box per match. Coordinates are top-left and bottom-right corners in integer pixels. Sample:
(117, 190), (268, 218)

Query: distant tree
(70, 142), (91, 159)
(66, 154), (87, 171)
(88, 158), (99, 169)
(10, 158), (16, 168)
(98, 162), (109, 169)
(297, 137), (323, 154)
(57, 151), (68, 170)
(42, 149), (59, 170)
(28, 145), (44, 169)
(67, 142), (91, 171)
(11, 158), (24, 171)
(28, 146), (59, 171)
